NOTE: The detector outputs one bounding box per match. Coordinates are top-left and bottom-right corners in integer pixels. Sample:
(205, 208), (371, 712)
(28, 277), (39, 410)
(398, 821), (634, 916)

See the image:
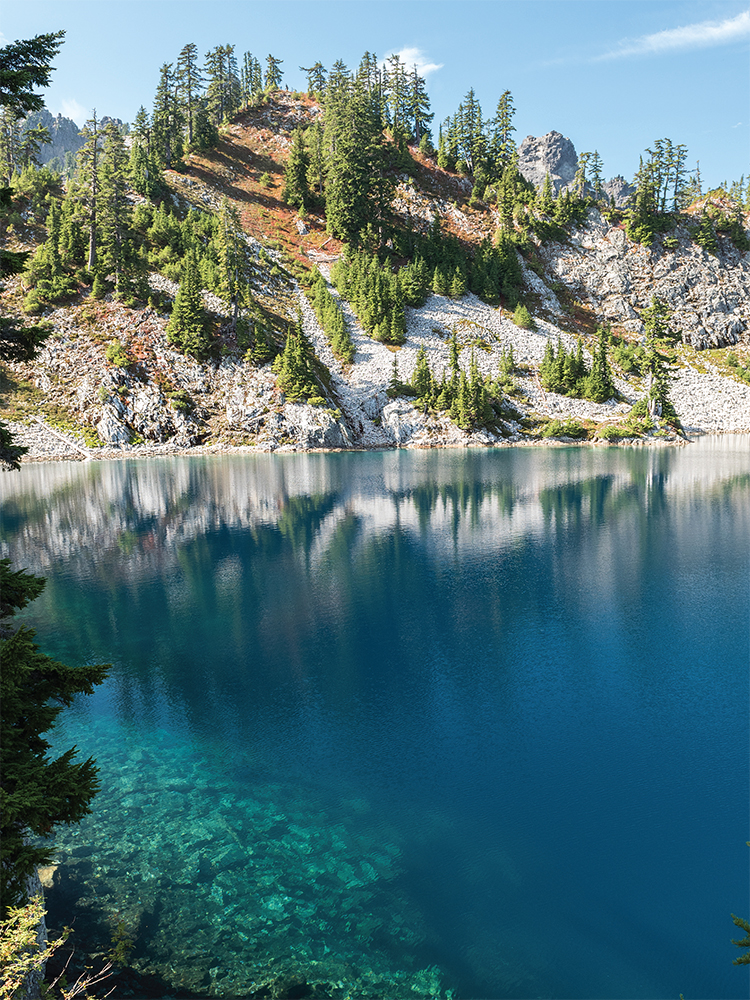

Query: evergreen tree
(410, 65), (433, 144)
(0, 106), (22, 185)
(240, 52), (263, 106)
(264, 54), (284, 90)
(386, 53), (409, 134)
(324, 77), (393, 245)
(585, 327), (615, 402)
(411, 345), (431, 400)
(356, 52), (383, 117)
(641, 335), (673, 419)
(216, 196), (245, 333)
(204, 45), (240, 126)
(300, 62), (327, 95)
(694, 210), (718, 255)
(732, 913), (750, 966)
(17, 121), (50, 171)
(449, 265), (466, 298)
(306, 118), (325, 197)
(489, 90), (516, 178)
(538, 171), (555, 214)
(573, 151), (590, 198)
(129, 105), (161, 198)
(97, 121), (137, 297)
(176, 42), (203, 148)
(273, 324), (318, 400)
(283, 127), (310, 210)
(77, 110), (101, 272)
(640, 296), (672, 342)
(57, 190), (87, 270)
(452, 87), (485, 175)
(0, 30), (65, 119)
(152, 62), (183, 169)
(589, 151), (604, 201)
(166, 250), (209, 356)
(192, 96), (219, 150)
(1, 559), (109, 916)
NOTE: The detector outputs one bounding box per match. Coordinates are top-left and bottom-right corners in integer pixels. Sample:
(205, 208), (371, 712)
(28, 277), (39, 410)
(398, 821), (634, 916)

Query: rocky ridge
(516, 130), (636, 206)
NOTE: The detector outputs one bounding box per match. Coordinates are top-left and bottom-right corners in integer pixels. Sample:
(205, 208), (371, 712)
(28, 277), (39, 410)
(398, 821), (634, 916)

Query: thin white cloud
(48, 99), (89, 127)
(383, 47), (443, 77)
(595, 8), (750, 61)
(0, 32), (8, 47)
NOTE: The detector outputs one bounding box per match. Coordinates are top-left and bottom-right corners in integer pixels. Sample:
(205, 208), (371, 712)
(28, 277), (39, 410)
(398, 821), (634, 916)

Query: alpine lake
(1, 437), (748, 999)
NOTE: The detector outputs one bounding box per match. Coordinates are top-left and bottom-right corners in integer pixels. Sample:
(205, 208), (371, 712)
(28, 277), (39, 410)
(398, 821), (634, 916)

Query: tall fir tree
(77, 110), (101, 272)
(489, 90), (516, 179)
(152, 62), (184, 169)
(0, 106), (22, 185)
(128, 105), (161, 198)
(300, 61), (327, 95)
(283, 127), (310, 210)
(264, 54), (284, 90)
(166, 250), (209, 356)
(586, 327), (615, 402)
(410, 65), (433, 144)
(176, 42), (203, 148)
(216, 196), (246, 333)
(324, 77), (393, 245)
(99, 121), (139, 298)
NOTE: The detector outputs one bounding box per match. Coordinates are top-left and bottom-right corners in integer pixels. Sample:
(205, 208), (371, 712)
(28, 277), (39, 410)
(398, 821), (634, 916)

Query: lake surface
(1, 439), (748, 999)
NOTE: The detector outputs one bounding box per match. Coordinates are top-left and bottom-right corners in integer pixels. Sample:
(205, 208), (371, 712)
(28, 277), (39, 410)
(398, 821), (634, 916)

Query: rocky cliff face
(540, 208), (750, 350)
(517, 131), (578, 194)
(601, 175), (636, 208)
(22, 109), (85, 167)
(517, 132), (635, 206)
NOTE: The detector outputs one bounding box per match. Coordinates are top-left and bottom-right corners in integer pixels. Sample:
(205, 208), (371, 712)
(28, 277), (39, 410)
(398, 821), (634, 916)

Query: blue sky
(2, 1), (749, 189)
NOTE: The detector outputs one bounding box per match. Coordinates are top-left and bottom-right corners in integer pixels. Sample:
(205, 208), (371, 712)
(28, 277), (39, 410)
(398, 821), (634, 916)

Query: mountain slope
(2, 92), (749, 462)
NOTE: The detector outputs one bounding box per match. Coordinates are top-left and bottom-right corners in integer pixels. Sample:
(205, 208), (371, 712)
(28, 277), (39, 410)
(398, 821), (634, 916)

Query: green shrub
(91, 272), (107, 300)
(612, 339), (643, 375)
(105, 340), (130, 368)
(21, 289), (44, 315)
(167, 388), (192, 412)
(542, 418), (587, 439)
(258, 172), (272, 188)
(597, 423), (633, 441)
(513, 303), (534, 329)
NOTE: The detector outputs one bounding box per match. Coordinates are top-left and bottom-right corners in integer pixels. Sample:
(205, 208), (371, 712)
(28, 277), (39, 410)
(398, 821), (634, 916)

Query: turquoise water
(1, 440), (748, 998)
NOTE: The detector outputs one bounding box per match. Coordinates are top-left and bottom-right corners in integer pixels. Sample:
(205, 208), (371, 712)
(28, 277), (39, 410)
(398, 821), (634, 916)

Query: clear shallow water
(1, 440), (749, 998)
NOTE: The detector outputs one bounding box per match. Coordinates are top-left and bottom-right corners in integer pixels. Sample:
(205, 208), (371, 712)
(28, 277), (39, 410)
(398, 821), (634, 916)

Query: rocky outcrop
(21, 109), (124, 171)
(21, 109), (85, 168)
(540, 208), (750, 350)
(602, 175), (636, 208)
(517, 131), (578, 193)
(517, 135), (636, 207)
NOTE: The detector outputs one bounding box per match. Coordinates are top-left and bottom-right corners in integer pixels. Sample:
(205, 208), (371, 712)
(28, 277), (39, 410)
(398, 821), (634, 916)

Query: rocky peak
(22, 108), (86, 166)
(602, 175), (636, 208)
(517, 131), (578, 193)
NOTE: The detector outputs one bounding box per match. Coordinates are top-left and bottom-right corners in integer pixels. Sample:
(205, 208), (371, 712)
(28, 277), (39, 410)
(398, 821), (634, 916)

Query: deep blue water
(1, 439), (749, 999)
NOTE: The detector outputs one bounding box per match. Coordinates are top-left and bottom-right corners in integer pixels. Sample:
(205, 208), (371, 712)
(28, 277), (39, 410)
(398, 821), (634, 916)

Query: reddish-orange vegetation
(168, 91), (496, 267)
